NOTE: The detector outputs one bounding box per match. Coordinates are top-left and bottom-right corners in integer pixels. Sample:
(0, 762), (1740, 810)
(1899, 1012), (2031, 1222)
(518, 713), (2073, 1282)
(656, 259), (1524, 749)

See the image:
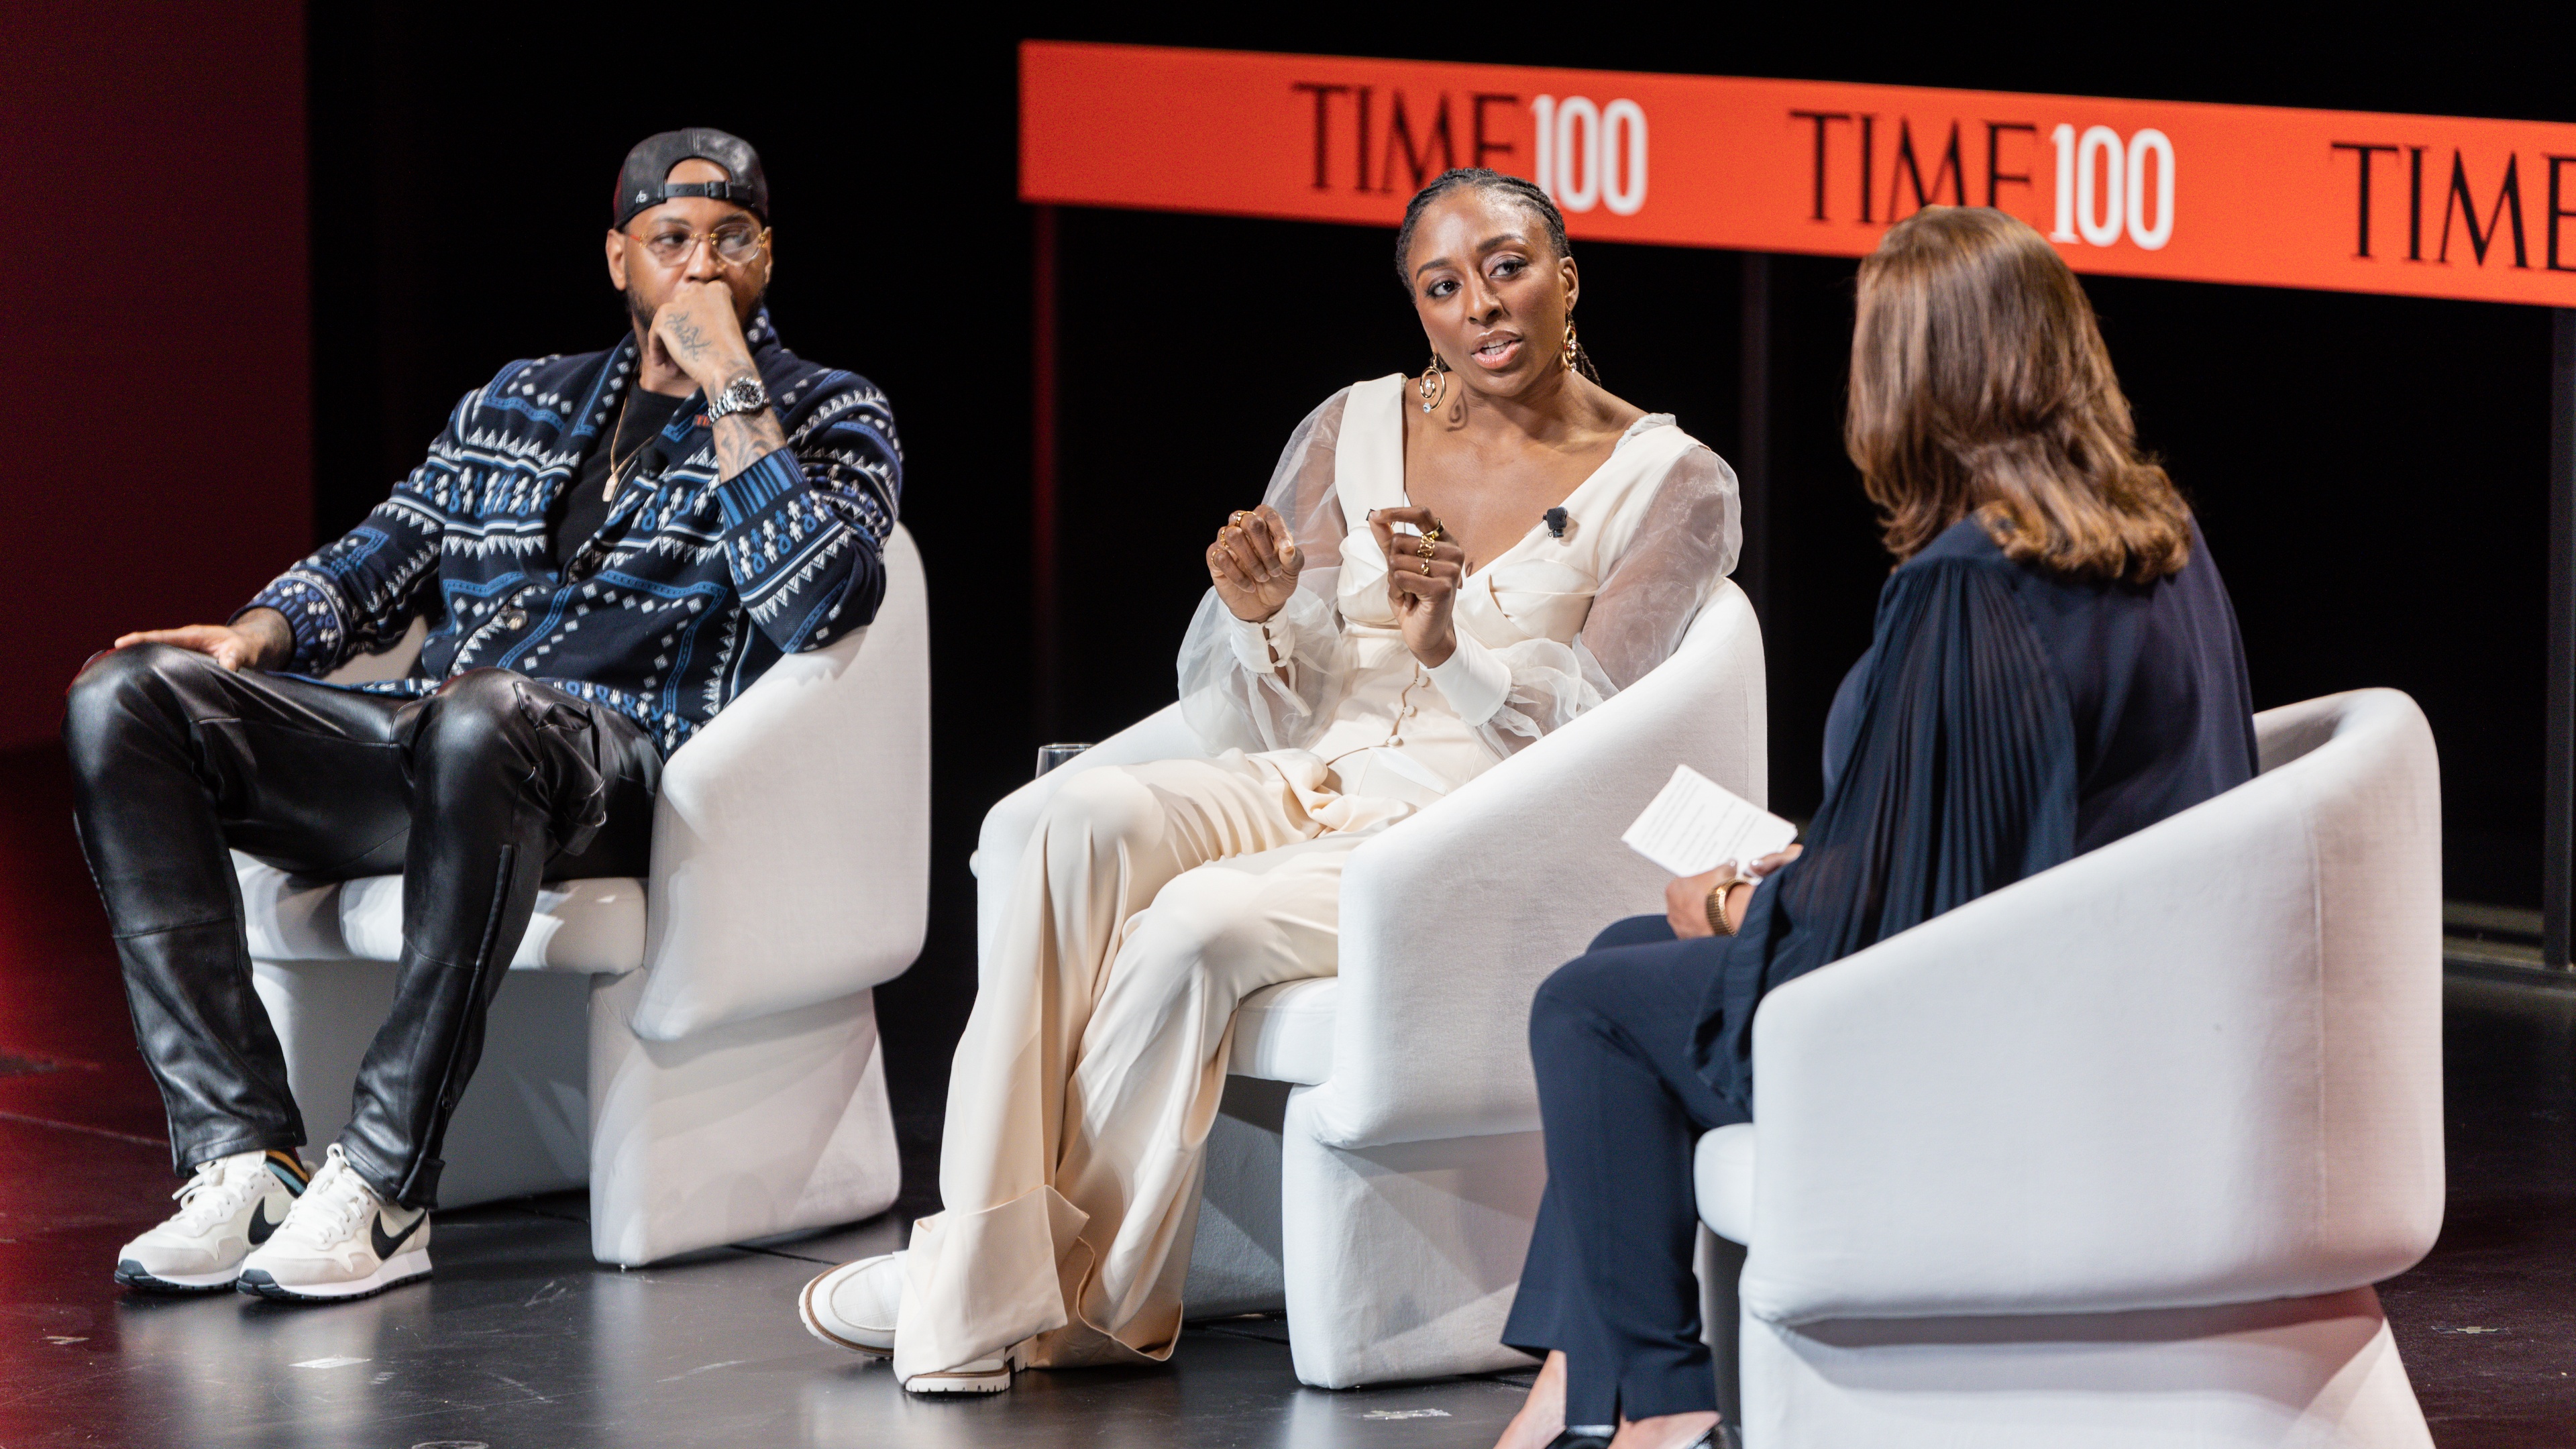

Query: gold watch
(1705, 866), (1746, 937)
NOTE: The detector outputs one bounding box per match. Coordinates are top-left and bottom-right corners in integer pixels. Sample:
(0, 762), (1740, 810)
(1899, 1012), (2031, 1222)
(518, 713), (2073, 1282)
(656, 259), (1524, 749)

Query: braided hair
(1394, 168), (1572, 288)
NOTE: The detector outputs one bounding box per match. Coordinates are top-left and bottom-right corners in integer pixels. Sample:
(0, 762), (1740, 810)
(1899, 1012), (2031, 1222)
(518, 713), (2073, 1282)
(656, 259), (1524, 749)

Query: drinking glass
(1035, 743), (1093, 779)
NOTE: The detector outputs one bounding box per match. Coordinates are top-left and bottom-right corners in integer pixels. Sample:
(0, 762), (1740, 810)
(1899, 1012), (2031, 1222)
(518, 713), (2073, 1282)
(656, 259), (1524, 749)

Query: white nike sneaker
(115, 1149), (309, 1293)
(902, 1346), (1024, 1395)
(235, 1145), (432, 1303)
(799, 1251), (902, 1356)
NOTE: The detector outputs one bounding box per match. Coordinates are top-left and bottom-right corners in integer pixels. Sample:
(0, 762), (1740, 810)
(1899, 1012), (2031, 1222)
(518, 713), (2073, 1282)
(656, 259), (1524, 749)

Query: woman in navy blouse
(1492, 207), (2260, 1449)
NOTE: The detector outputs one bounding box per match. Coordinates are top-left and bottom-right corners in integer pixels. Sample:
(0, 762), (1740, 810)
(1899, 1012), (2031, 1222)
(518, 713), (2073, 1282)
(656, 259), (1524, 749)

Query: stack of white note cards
(1621, 765), (1800, 877)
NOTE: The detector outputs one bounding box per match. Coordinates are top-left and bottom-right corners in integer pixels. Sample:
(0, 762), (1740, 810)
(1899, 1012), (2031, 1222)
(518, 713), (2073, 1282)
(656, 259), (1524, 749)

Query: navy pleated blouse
(1690, 515), (2259, 1112)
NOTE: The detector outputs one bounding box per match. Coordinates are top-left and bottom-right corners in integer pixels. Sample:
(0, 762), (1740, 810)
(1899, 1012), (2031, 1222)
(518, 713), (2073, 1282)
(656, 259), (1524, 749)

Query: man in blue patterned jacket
(62, 129), (901, 1304)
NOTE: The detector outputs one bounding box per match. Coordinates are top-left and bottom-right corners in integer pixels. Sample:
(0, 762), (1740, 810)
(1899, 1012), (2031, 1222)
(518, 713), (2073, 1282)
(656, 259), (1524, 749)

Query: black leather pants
(62, 644), (659, 1208)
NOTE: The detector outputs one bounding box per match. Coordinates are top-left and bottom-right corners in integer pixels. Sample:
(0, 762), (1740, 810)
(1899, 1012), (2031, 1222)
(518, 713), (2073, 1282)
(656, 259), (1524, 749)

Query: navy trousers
(1502, 915), (1747, 1425)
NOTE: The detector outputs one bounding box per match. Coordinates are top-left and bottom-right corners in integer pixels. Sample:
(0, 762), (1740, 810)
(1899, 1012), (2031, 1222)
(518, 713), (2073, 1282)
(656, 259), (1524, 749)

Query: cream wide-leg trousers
(894, 751), (1386, 1379)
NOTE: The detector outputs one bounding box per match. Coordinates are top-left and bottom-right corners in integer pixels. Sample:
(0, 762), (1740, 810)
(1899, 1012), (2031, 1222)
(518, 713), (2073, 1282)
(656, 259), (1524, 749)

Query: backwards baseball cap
(612, 127), (769, 230)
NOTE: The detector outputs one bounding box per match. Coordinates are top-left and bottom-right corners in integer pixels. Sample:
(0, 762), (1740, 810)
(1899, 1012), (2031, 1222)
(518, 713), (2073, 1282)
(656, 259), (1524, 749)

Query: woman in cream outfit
(798, 168), (1740, 1393)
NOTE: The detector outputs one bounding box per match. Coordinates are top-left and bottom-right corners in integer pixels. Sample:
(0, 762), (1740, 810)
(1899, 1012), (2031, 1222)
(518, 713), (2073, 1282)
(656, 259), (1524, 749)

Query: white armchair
(238, 526), (931, 1267)
(972, 579), (1767, 1387)
(1694, 688), (2443, 1447)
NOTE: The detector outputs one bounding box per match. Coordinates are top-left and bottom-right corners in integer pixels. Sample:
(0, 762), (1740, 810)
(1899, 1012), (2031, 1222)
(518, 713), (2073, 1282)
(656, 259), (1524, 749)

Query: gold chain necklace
(603, 391), (651, 502)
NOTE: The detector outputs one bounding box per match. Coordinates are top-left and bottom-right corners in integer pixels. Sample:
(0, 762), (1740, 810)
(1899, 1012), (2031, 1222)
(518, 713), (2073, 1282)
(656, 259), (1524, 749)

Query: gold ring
(1230, 511), (1249, 525)
(1416, 535), (1437, 559)
(1419, 559), (1432, 576)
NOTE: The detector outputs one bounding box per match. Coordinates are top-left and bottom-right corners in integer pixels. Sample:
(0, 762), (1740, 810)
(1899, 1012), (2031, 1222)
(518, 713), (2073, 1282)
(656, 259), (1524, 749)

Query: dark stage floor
(2, 740), (2573, 1447)
(0, 1155), (1536, 1448)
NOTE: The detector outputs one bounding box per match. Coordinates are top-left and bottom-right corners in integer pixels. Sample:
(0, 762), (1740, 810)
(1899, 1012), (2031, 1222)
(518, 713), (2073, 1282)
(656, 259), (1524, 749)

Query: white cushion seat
(1693, 1122), (1756, 1248)
(1230, 978), (1337, 1087)
(237, 859), (647, 973)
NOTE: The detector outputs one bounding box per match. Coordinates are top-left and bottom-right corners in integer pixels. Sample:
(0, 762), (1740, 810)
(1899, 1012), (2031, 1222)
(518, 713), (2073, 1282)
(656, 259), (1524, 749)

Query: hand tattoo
(663, 312), (711, 361)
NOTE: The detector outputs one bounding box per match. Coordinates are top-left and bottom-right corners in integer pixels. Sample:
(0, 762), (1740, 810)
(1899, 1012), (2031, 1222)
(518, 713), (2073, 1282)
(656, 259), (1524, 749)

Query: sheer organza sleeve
(1450, 442), (1743, 757)
(1177, 389), (1355, 752)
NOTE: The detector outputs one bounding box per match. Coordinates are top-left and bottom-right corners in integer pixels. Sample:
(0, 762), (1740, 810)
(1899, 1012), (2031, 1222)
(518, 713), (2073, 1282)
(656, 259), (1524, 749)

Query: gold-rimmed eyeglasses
(626, 222), (770, 268)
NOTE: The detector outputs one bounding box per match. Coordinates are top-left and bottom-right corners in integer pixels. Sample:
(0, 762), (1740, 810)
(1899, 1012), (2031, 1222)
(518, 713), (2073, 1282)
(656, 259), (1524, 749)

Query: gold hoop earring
(1418, 352), (1448, 413)
(1562, 319), (1601, 383)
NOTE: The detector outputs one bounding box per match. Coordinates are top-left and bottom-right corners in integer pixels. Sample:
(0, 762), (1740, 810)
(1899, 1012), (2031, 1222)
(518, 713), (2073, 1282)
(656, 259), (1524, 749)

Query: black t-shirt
(554, 388), (686, 572)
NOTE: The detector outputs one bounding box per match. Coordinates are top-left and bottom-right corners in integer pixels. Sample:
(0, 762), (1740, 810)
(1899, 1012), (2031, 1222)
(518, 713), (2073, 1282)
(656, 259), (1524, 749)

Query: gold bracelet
(1705, 869), (1743, 936)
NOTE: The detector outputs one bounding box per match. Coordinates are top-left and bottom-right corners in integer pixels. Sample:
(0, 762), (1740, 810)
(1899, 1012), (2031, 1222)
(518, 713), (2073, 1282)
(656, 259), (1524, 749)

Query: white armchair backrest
(1309, 579), (1768, 1148)
(1742, 688), (2443, 1326)
(629, 525), (932, 1038)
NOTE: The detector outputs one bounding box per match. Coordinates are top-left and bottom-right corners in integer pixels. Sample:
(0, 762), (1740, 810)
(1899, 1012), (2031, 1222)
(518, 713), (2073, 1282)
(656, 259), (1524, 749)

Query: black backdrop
(307, 10), (2572, 1157)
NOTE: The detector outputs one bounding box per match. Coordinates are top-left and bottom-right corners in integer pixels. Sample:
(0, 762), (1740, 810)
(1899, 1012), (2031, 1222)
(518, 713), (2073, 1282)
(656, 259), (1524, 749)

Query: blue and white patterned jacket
(244, 309), (900, 756)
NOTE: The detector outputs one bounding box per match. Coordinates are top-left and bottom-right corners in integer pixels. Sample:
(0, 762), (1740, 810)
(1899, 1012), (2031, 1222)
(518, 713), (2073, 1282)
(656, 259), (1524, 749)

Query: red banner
(1021, 41), (2576, 309)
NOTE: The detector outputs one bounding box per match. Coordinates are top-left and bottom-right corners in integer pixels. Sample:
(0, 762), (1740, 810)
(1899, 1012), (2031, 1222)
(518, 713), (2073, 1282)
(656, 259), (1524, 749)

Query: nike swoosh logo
(370, 1210), (425, 1261)
(248, 1199), (281, 1246)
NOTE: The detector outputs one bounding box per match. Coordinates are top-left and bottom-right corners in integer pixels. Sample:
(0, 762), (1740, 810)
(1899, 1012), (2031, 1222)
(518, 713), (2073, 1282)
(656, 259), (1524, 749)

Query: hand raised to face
(648, 278), (757, 392)
(1208, 504), (1302, 623)
(1367, 505), (1466, 667)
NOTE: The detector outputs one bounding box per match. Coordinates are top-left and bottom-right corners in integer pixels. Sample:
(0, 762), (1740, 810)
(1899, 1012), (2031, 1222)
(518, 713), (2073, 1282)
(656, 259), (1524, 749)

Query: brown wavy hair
(1847, 206), (2191, 582)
